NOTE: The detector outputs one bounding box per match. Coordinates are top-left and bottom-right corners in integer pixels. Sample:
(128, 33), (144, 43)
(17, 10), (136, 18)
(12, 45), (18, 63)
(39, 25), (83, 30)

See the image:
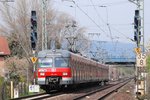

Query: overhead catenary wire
(84, 0), (130, 7)
(71, 0), (110, 38)
(89, 0), (106, 24)
(110, 25), (133, 40)
(87, 0), (136, 51)
(54, 0), (135, 42)
(69, 0), (133, 42)
(3, 0), (135, 42)
(89, 1), (133, 41)
(89, 0), (114, 45)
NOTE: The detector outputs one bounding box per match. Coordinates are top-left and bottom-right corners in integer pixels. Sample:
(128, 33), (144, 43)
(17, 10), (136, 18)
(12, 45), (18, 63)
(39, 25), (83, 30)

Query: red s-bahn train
(37, 49), (109, 93)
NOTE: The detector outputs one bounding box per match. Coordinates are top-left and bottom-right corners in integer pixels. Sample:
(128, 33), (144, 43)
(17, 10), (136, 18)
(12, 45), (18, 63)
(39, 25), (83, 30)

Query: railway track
(12, 90), (63, 100)
(73, 79), (132, 100)
(12, 78), (132, 100)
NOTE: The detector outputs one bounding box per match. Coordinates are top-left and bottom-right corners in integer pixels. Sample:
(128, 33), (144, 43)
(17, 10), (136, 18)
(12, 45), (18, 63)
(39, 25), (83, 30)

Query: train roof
(38, 49), (71, 58)
(38, 49), (108, 68)
(70, 52), (108, 68)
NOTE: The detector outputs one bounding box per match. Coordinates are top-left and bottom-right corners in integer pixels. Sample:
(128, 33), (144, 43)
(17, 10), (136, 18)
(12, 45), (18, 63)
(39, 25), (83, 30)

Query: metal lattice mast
(141, 0), (144, 52)
(129, 0), (144, 51)
(137, 0), (144, 51)
(136, 0), (145, 96)
(42, 0), (47, 50)
(129, 0), (146, 97)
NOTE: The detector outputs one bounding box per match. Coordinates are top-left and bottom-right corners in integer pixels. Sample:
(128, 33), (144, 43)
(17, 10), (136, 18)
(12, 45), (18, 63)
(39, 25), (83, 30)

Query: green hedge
(0, 77), (4, 86)
(147, 56), (150, 73)
(0, 77), (4, 100)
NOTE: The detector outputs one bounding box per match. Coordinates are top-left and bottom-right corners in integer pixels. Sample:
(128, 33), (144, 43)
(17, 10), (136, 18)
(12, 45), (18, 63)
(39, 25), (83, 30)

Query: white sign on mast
(136, 53), (146, 67)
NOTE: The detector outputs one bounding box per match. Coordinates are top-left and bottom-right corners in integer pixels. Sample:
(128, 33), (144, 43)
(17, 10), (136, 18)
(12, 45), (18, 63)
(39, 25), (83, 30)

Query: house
(0, 36), (10, 76)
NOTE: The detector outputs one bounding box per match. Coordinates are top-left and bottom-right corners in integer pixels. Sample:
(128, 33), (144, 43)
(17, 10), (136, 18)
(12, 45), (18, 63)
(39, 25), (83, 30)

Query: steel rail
(73, 78), (132, 100)
(12, 90), (62, 100)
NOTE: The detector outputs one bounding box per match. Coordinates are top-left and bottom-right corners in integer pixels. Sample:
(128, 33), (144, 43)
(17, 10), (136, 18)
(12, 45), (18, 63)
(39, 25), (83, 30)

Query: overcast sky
(53, 0), (150, 45)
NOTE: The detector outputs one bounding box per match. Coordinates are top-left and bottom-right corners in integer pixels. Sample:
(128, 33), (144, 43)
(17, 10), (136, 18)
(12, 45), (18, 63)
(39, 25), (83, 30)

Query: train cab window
(55, 57), (69, 67)
(38, 58), (53, 67)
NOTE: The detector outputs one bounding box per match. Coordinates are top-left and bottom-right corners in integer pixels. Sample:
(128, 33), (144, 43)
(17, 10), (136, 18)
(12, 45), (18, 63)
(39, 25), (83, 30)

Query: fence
(0, 80), (28, 100)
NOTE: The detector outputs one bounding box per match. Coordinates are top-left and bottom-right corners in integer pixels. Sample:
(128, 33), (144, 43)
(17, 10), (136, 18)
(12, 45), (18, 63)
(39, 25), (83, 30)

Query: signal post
(135, 48), (147, 98)
(29, 10), (39, 93)
(129, 0), (146, 98)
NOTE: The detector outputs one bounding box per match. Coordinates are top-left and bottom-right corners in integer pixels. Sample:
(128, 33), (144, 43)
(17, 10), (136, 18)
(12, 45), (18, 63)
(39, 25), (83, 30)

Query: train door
(75, 60), (79, 83)
(74, 60), (77, 83)
(78, 62), (80, 82)
(70, 59), (74, 83)
(79, 61), (82, 82)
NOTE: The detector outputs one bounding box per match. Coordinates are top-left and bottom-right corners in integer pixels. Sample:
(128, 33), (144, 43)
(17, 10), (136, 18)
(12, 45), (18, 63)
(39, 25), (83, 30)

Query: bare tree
(0, 0), (90, 85)
(0, 0), (89, 54)
(58, 18), (90, 52)
(0, 0), (31, 57)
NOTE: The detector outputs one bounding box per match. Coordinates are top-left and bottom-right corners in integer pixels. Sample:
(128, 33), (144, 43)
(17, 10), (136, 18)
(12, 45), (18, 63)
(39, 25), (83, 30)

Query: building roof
(0, 36), (10, 55)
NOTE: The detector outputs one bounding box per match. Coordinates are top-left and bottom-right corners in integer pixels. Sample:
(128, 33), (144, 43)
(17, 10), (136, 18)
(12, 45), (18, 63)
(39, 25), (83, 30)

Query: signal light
(31, 32), (37, 50)
(134, 10), (141, 44)
(31, 11), (37, 50)
(134, 32), (137, 41)
(134, 10), (140, 30)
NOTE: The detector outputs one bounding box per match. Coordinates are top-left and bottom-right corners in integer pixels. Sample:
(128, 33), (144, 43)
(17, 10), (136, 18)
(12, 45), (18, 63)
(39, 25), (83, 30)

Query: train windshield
(38, 58), (53, 67)
(55, 57), (69, 67)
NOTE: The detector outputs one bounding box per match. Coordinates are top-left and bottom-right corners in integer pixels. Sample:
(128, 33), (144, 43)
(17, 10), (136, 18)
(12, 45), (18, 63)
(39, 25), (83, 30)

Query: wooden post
(11, 81), (14, 99)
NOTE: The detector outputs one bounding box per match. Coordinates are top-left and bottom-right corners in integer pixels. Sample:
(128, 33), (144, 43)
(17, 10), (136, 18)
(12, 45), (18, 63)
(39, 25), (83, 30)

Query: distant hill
(60, 40), (136, 62)
(86, 40), (136, 62)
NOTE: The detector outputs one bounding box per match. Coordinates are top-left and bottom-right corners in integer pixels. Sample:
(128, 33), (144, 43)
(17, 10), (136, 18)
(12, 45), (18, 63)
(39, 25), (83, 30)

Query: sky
(52, 0), (150, 45)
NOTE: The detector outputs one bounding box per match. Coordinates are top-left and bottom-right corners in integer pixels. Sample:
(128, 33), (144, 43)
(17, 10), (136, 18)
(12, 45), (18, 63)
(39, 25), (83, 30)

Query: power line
(110, 25), (132, 40)
(109, 23), (133, 26)
(89, 0), (105, 23)
(69, 0), (134, 41)
(89, 0), (114, 43)
(89, 3), (133, 41)
(100, 1), (129, 7)
(71, 0), (110, 37)
(3, 0), (134, 42)
(84, 0), (129, 7)
(51, 0), (134, 42)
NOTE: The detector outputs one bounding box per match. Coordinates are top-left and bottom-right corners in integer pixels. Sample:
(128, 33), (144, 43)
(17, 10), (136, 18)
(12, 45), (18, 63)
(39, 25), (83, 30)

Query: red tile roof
(0, 36), (10, 55)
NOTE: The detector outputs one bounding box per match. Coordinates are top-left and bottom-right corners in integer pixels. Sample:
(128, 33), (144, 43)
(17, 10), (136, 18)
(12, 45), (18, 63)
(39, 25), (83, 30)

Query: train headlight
(40, 73), (45, 76)
(63, 72), (68, 76)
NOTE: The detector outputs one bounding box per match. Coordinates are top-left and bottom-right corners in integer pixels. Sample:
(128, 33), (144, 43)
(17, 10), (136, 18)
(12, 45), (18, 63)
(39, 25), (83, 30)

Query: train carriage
(37, 49), (109, 92)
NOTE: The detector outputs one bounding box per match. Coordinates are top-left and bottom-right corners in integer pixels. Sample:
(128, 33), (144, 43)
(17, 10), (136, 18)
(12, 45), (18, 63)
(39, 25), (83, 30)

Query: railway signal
(30, 10), (39, 90)
(129, 0), (145, 97)
(31, 11), (37, 50)
(134, 10), (141, 46)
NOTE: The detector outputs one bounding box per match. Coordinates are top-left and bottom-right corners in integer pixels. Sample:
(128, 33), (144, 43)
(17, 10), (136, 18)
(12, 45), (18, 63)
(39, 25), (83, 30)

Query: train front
(37, 50), (72, 91)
